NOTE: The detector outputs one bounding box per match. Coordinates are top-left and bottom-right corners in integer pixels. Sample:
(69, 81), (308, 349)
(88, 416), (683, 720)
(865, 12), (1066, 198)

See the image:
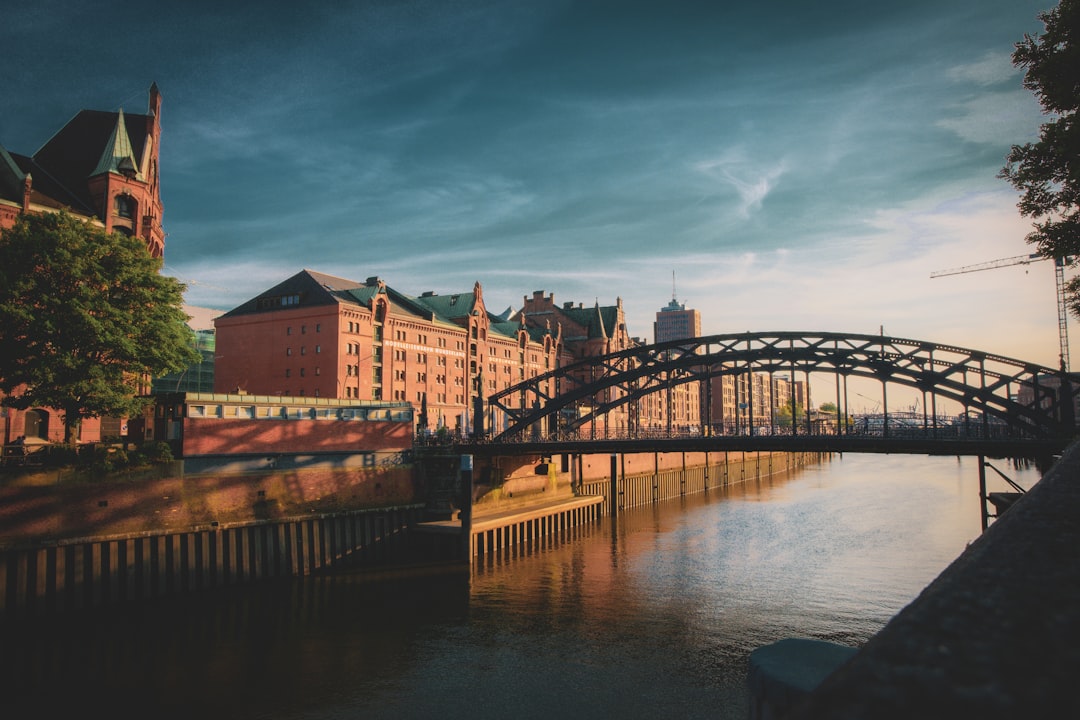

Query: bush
(37, 444), (79, 469)
(142, 441), (174, 464)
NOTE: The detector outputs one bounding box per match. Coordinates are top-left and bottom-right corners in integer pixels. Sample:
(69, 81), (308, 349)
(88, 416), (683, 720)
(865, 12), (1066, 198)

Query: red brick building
(0, 84), (165, 255)
(518, 291), (637, 435)
(213, 270), (561, 436)
(0, 85), (167, 445)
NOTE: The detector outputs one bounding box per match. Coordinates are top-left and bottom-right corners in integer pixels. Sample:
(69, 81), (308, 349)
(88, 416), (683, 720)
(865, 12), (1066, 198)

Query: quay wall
(579, 450), (821, 509)
(475, 450), (819, 511)
(0, 458), (417, 542)
(788, 440), (1080, 718)
(0, 505), (423, 619)
(0, 449), (819, 615)
(464, 451), (823, 560)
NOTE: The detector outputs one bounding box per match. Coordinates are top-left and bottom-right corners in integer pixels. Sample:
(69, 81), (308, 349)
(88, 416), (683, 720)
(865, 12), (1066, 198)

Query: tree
(0, 212), (200, 443)
(818, 401), (838, 414)
(999, 0), (1080, 313)
(774, 403), (805, 429)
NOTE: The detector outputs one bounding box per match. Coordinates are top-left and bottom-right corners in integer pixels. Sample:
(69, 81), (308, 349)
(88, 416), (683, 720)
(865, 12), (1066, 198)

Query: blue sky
(1, 0), (1067, 374)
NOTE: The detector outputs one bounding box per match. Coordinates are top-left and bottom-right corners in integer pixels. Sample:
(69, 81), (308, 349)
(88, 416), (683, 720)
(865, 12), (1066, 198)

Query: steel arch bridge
(485, 331), (1079, 444)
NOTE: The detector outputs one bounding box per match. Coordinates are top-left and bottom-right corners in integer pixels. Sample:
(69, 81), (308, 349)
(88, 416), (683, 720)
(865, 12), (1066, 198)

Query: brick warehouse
(0, 85), (167, 445)
(213, 270), (563, 437)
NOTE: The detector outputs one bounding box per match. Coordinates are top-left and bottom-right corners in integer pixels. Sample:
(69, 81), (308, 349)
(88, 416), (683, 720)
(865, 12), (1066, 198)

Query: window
(301, 346), (306, 355)
(316, 323), (321, 333)
(285, 369), (291, 378)
(115, 194), (134, 218)
(287, 327), (292, 335)
(315, 345), (321, 353)
(300, 368), (306, 377)
(286, 347), (292, 356)
(301, 325), (306, 334)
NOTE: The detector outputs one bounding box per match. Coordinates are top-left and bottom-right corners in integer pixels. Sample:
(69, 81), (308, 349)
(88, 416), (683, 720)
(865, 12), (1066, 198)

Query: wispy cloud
(693, 155), (787, 219)
(946, 51), (1019, 86)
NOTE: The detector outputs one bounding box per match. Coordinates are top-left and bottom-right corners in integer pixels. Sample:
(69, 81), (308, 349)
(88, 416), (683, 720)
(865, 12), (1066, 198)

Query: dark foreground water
(0, 453), (1041, 719)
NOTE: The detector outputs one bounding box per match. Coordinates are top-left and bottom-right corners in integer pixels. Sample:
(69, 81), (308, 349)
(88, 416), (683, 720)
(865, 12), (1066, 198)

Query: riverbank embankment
(788, 440), (1080, 718)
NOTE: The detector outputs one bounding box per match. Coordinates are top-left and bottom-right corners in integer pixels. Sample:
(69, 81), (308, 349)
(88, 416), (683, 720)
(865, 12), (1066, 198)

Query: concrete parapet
(786, 440), (1080, 719)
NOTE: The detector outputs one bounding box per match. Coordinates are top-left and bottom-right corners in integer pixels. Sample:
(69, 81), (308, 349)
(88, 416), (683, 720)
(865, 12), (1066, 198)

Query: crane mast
(930, 253), (1071, 372)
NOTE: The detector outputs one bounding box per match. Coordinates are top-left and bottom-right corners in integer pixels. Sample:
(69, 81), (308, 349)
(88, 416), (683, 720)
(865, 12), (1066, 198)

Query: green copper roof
(91, 109), (143, 180)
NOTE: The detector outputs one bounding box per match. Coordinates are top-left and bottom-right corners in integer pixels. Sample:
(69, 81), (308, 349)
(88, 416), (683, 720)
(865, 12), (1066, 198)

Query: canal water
(0, 453), (1042, 719)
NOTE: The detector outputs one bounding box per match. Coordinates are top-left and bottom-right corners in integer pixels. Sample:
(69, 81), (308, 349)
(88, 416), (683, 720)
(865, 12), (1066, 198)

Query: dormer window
(115, 194), (135, 219)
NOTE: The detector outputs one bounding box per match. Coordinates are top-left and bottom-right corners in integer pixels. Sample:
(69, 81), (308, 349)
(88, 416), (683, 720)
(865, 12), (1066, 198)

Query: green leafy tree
(0, 212), (200, 443)
(818, 401), (838, 414)
(999, 0), (1080, 312)
(774, 403), (805, 428)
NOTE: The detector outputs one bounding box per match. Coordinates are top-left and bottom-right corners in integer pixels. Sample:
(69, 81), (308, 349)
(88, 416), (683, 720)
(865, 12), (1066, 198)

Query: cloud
(936, 90), (1043, 146)
(693, 154), (787, 219)
(946, 51), (1018, 86)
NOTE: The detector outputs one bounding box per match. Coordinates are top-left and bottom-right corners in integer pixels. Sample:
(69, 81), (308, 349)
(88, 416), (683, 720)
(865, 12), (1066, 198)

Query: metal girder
(486, 332), (1078, 442)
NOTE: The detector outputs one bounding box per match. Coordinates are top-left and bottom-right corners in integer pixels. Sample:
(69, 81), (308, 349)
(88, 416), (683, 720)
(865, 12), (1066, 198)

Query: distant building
(152, 305), (222, 395)
(519, 291), (635, 435)
(654, 297), (701, 344)
(647, 293), (703, 433)
(213, 270), (560, 436)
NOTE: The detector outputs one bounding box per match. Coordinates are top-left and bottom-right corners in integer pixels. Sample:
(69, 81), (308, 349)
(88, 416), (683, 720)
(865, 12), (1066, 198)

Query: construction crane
(930, 252), (1072, 372)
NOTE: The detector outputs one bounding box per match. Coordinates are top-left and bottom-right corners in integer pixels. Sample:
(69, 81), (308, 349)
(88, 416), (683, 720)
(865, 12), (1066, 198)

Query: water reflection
(0, 454), (1041, 719)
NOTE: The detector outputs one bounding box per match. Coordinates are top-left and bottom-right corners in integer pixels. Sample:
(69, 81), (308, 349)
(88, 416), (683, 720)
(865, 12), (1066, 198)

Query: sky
(1, 0), (1068, 380)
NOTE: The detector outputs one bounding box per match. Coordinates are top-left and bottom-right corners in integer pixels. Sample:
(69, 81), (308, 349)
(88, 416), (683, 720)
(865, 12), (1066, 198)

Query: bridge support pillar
(609, 453), (619, 524)
(978, 455), (988, 533)
(460, 455), (474, 561)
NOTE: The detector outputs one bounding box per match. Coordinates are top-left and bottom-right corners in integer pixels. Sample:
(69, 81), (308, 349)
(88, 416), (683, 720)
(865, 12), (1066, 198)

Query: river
(0, 452), (1042, 719)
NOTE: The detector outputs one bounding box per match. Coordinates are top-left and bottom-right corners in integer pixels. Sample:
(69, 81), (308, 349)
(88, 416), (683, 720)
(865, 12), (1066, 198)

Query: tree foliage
(0, 212), (200, 442)
(774, 403), (805, 428)
(999, 0), (1080, 312)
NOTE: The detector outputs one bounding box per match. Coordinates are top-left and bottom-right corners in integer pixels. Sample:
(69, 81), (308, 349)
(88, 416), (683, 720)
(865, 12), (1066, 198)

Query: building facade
(0, 84), (165, 256)
(0, 85), (167, 446)
(654, 297), (701, 344)
(519, 291), (636, 436)
(213, 271), (561, 436)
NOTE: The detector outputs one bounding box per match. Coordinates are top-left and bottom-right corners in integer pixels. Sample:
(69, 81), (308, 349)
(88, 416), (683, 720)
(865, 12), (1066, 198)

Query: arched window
(115, 194), (136, 219)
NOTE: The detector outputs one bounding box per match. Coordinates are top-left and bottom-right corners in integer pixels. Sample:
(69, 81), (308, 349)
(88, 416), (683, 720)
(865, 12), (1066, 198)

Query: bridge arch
(486, 332), (1078, 442)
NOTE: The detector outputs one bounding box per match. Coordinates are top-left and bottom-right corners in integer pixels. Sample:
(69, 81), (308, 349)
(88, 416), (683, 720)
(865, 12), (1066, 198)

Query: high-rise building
(646, 286), (702, 433)
(654, 297), (701, 344)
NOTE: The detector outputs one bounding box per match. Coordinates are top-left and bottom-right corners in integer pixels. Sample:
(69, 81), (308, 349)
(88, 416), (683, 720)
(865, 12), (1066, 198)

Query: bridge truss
(486, 332), (1078, 443)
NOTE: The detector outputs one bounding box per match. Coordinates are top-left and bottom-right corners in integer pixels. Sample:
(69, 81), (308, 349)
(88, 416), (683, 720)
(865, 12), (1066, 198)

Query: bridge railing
(433, 415), (1037, 447)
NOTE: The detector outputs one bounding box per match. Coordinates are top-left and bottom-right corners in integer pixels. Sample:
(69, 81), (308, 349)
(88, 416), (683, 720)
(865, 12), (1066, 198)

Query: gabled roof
(0, 144), (25, 204)
(555, 302), (620, 340)
(30, 108), (153, 215)
(217, 269), (355, 318)
(217, 270), (550, 345)
(411, 291), (476, 322)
